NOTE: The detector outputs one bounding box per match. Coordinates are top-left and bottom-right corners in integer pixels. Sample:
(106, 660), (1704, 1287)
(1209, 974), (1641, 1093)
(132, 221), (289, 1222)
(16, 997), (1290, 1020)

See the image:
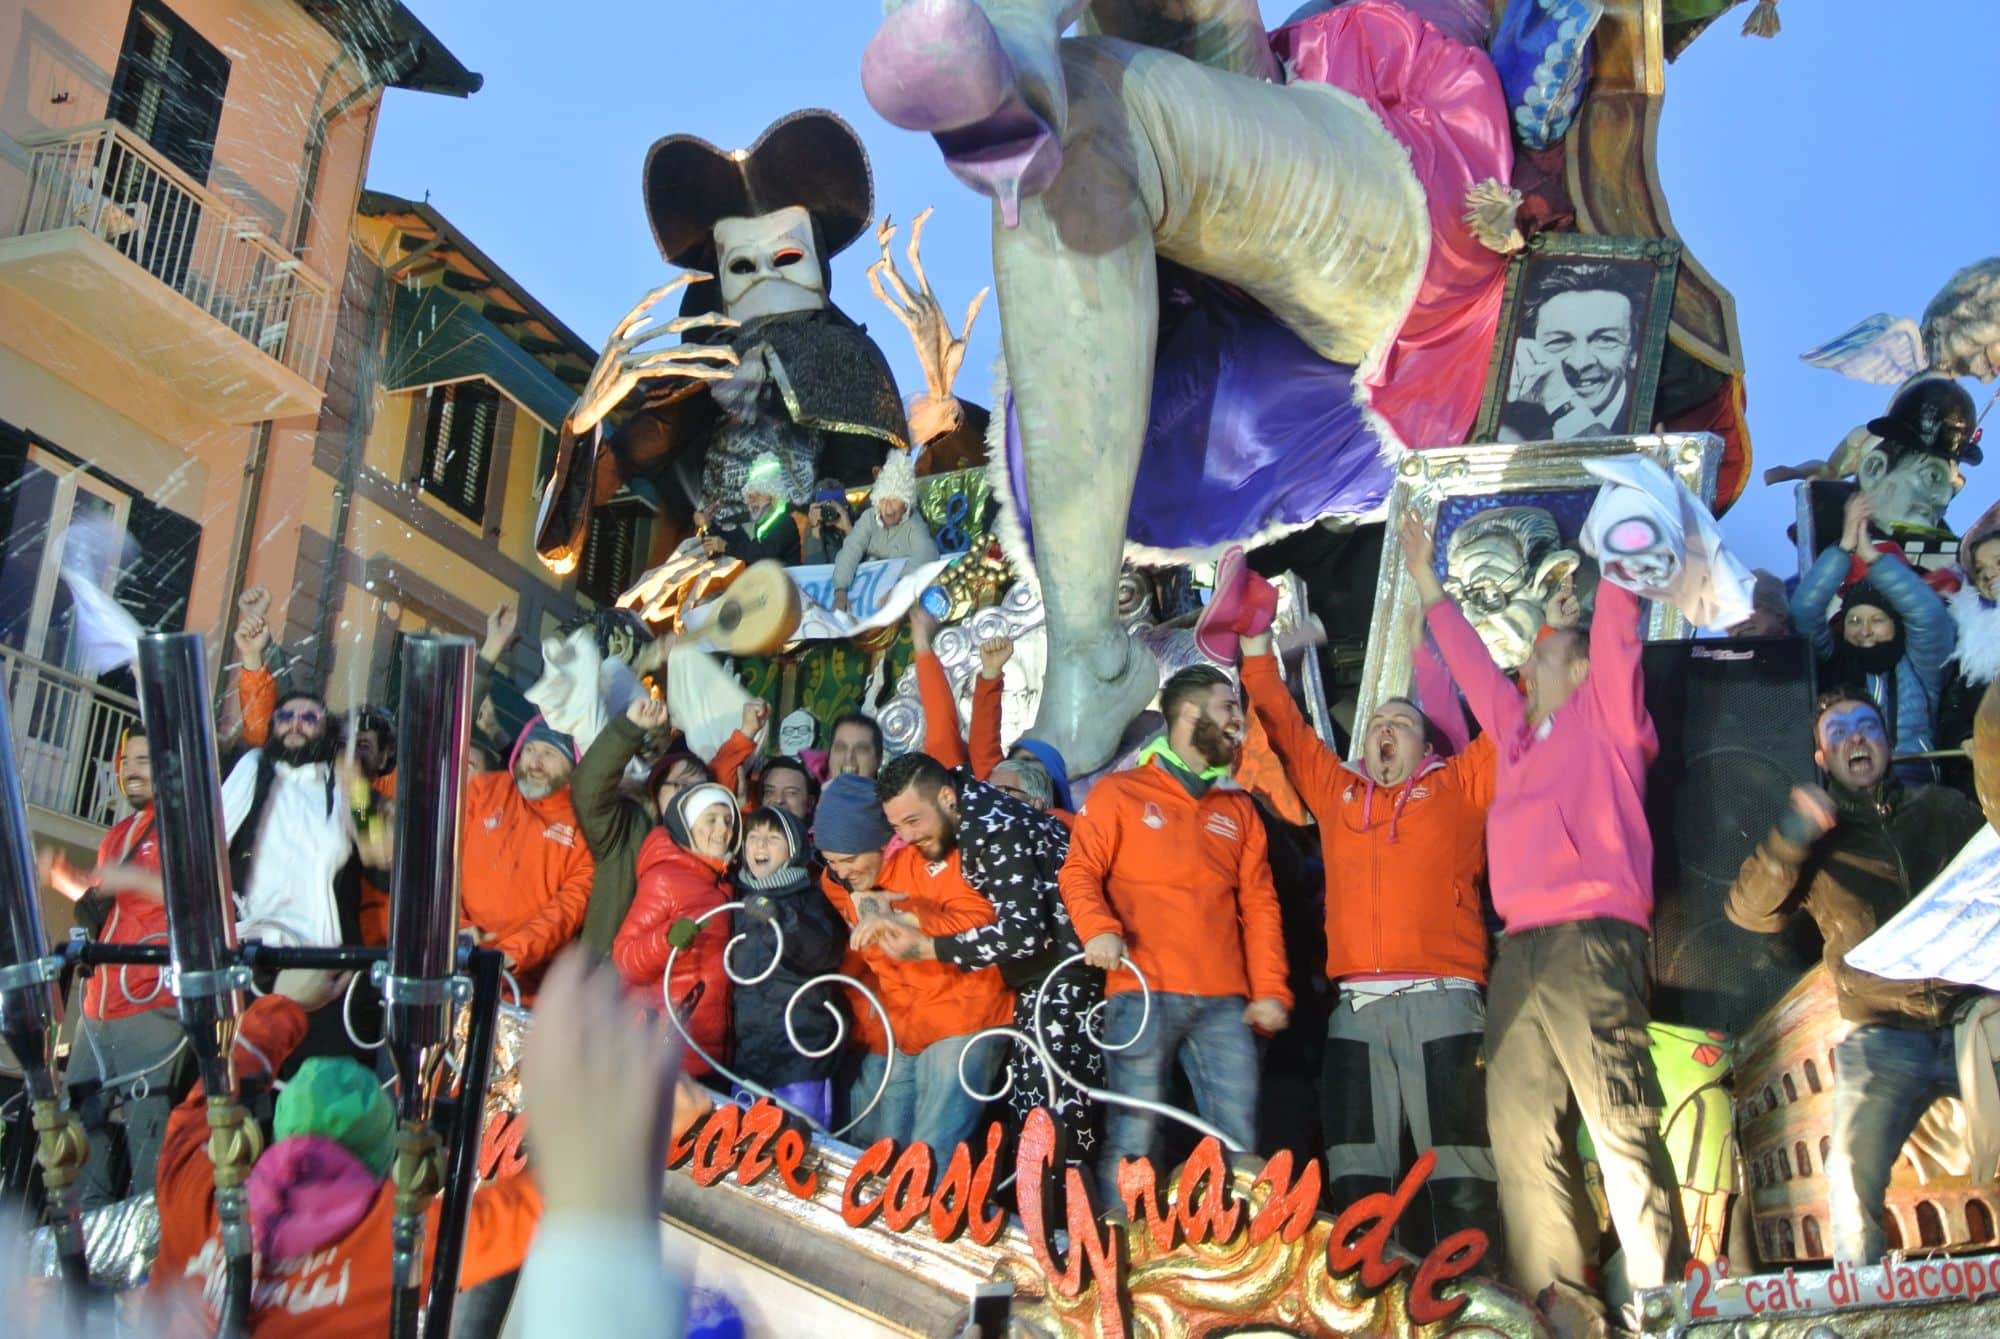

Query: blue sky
(368, 1), (1999, 575)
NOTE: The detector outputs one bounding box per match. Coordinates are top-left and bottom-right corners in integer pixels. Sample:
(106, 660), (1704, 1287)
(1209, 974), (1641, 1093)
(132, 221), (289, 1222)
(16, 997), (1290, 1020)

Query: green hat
(274, 1057), (395, 1177)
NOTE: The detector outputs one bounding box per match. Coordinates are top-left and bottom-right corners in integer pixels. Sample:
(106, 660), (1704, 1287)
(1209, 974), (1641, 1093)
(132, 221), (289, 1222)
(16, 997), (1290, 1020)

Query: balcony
(0, 121), (330, 424)
(1, 643), (142, 838)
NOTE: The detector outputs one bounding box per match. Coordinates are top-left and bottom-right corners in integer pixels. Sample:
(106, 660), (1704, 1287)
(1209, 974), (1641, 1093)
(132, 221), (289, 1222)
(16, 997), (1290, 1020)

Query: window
(419, 382), (499, 524)
(579, 509), (641, 606)
(108, 2), (230, 183)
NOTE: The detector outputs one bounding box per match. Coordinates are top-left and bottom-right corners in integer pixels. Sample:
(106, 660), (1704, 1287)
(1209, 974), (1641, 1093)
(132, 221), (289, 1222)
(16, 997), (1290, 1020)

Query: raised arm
(1403, 513), (1525, 739)
(967, 636), (1011, 779)
(1726, 785), (1833, 934)
(1586, 580), (1649, 734)
(911, 605), (970, 769)
(1238, 645), (1344, 814)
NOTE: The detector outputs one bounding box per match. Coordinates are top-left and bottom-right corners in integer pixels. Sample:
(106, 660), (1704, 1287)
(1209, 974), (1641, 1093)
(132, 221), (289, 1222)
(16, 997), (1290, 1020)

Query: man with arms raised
(1403, 510), (1685, 1315)
(1236, 600), (1501, 1253)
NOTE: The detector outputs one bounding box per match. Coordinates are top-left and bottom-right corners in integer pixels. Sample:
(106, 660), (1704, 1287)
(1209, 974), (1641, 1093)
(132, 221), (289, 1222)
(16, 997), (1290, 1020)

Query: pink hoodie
(247, 1135), (381, 1263)
(1425, 581), (1657, 934)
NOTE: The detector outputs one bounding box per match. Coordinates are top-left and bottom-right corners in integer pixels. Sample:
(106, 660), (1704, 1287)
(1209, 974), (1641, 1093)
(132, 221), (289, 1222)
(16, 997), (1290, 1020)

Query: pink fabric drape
(1274, 1), (1513, 452)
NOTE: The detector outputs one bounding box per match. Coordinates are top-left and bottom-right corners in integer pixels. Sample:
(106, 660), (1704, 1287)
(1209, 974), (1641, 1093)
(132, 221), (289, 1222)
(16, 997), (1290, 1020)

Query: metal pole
(383, 636), (473, 1339)
(135, 633), (256, 1338)
(0, 677), (90, 1322)
(423, 946), (504, 1339)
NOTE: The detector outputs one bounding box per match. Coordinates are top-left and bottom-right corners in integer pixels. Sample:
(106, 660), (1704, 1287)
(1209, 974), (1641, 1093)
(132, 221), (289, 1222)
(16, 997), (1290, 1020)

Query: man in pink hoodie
(1401, 513), (1685, 1313)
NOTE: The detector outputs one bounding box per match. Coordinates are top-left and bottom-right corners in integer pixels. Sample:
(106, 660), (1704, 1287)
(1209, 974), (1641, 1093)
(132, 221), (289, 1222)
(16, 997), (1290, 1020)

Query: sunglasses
(274, 706), (325, 728)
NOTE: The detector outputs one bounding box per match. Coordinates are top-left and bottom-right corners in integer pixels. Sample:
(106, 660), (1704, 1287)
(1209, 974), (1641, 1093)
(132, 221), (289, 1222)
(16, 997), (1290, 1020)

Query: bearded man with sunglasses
(1728, 689), (1986, 1264)
(222, 689), (371, 949)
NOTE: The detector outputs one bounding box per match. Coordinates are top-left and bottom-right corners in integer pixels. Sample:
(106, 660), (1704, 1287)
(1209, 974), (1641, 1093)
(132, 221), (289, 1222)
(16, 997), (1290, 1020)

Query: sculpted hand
(569, 275), (741, 437)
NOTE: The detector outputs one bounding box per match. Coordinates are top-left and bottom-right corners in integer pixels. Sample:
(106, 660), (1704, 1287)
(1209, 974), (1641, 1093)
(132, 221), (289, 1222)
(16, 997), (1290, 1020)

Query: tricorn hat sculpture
(643, 109), (874, 272)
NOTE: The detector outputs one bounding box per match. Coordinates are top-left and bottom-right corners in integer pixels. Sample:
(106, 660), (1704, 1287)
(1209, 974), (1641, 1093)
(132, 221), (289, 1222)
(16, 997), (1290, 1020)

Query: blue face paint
(1817, 705), (1887, 753)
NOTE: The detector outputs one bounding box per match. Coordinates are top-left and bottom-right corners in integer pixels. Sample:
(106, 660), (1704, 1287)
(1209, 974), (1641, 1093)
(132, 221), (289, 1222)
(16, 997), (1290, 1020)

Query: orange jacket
(613, 828), (731, 1076)
(916, 648), (1006, 777)
(820, 848), (1014, 1055)
(1241, 652), (1494, 983)
(150, 996), (539, 1338)
(1059, 759), (1291, 1005)
(86, 809), (172, 1021)
(459, 769), (594, 986)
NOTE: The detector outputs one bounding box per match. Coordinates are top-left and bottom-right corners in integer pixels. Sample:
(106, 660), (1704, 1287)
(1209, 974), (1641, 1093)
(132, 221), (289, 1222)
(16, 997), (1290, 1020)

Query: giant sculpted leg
(866, 3), (1425, 771)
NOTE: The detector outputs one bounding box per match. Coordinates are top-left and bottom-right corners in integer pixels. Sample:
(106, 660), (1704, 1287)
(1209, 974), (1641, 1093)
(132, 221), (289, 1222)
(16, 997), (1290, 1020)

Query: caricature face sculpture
(860, 0), (1514, 770)
(1443, 507), (1580, 670)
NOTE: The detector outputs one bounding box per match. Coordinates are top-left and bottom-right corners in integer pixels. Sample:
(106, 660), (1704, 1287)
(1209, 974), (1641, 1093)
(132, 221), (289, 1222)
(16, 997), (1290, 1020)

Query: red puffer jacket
(613, 827), (731, 1076)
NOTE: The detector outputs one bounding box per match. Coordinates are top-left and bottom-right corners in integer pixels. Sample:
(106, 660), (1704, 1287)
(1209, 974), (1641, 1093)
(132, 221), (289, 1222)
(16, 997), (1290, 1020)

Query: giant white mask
(713, 206), (827, 320)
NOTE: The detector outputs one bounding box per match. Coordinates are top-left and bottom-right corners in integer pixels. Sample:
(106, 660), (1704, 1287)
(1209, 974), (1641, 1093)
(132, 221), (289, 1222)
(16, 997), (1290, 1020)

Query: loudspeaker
(1642, 636), (1823, 1036)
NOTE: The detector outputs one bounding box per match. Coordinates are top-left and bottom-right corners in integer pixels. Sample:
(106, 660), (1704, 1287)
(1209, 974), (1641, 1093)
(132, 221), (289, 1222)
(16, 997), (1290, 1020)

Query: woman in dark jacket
(728, 806), (847, 1125)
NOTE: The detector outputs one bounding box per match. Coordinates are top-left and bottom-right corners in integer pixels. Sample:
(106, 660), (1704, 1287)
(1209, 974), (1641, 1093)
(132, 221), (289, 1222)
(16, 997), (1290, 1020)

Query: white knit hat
(872, 449), (917, 507)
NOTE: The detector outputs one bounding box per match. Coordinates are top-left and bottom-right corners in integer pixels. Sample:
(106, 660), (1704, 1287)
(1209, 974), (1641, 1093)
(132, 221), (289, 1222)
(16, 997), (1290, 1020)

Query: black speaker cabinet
(1642, 636), (1824, 1036)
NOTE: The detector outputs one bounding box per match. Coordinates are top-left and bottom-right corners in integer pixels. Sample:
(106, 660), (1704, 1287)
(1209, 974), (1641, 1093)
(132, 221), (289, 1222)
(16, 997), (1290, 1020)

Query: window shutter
(419, 382), (498, 524)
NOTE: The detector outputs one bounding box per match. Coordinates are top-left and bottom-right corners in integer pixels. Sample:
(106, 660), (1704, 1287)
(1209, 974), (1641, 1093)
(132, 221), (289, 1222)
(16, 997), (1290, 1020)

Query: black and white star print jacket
(934, 771), (1084, 990)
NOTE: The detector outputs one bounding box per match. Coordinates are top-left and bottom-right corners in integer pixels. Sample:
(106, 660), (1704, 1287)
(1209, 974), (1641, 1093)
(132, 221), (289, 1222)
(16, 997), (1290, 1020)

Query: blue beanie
(813, 773), (891, 855)
(510, 715), (578, 769)
(1011, 738), (1073, 811)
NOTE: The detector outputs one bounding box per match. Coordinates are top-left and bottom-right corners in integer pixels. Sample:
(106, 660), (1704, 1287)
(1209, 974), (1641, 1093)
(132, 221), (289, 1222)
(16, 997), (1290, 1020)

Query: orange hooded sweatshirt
(1059, 756), (1291, 1006)
(459, 769), (594, 990)
(150, 995), (540, 1338)
(820, 847), (1014, 1055)
(1242, 651), (1494, 983)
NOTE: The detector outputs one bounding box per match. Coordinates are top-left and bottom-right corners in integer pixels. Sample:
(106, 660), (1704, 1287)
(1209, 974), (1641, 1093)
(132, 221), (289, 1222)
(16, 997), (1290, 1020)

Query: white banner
(1845, 823), (2000, 992)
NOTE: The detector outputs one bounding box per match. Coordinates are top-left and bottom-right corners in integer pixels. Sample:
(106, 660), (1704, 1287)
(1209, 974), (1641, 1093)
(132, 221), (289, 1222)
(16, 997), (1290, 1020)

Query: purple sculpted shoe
(861, 0), (1063, 226)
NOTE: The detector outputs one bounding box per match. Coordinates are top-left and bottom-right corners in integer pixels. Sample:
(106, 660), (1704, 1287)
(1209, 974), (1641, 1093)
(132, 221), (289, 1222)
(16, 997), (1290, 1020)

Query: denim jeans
(847, 1032), (1002, 1155)
(1097, 991), (1259, 1206)
(1829, 1022), (1959, 1264)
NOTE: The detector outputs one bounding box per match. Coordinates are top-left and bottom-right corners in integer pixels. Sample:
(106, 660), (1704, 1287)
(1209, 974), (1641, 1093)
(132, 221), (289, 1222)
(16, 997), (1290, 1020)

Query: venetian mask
(713, 206), (827, 321)
(1442, 506), (1580, 669)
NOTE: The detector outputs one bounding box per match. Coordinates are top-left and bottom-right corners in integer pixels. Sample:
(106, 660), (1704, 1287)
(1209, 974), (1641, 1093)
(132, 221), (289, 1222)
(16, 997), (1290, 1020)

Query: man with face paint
(1403, 509), (1687, 1311)
(1791, 490), (1956, 782)
(1233, 604), (1502, 1253)
(1499, 266), (1641, 443)
(537, 111), (909, 571)
(1727, 691), (1984, 1264)
(1058, 665), (1292, 1205)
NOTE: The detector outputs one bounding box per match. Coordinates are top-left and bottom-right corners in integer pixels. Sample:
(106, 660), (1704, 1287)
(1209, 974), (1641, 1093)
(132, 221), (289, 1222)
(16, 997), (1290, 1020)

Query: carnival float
(10, 0), (2000, 1336)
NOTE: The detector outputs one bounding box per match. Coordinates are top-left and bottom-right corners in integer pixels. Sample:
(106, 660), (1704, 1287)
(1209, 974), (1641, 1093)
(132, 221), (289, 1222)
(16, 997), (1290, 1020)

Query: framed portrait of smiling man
(1474, 234), (1682, 444)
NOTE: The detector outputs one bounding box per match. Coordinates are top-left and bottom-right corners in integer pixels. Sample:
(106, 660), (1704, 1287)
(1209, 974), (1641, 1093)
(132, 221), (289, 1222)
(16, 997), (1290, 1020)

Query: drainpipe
(216, 44), (416, 703)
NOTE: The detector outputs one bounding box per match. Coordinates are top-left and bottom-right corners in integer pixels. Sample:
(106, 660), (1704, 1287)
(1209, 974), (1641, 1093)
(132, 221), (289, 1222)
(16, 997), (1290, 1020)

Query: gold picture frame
(1353, 432), (1724, 755)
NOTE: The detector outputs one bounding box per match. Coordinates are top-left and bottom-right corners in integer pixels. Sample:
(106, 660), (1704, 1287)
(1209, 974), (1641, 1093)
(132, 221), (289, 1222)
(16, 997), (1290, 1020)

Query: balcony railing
(8, 120), (330, 383)
(0, 643), (142, 833)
